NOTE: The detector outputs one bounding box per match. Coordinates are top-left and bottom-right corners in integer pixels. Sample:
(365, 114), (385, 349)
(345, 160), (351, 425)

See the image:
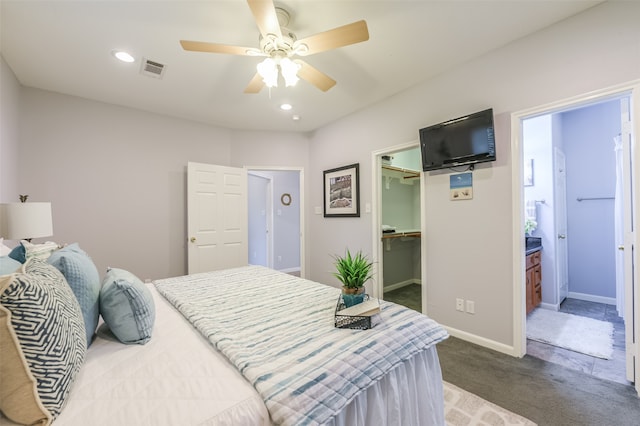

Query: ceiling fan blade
(296, 60), (336, 92)
(247, 0), (282, 40)
(180, 40), (259, 56)
(244, 72), (265, 94)
(295, 20), (369, 56)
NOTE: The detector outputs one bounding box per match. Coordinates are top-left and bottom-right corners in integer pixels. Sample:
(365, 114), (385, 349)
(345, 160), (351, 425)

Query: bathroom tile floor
(527, 298), (630, 386)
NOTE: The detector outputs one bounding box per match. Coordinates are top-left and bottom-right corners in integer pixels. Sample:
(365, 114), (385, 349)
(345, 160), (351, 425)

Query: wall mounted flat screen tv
(419, 108), (496, 171)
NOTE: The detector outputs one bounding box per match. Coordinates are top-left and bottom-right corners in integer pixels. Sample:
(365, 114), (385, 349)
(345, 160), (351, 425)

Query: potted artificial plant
(333, 249), (374, 307)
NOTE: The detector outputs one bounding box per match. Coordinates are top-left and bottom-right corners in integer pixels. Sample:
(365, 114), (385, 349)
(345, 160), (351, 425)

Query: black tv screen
(419, 108), (496, 171)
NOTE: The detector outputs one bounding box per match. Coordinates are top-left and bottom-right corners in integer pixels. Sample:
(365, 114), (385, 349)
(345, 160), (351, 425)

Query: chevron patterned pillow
(0, 258), (86, 425)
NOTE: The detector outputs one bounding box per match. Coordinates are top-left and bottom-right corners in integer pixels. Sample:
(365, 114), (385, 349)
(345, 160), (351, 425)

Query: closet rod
(576, 196), (614, 201)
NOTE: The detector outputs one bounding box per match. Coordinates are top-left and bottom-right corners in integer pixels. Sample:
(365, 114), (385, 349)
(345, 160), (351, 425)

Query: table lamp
(0, 200), (53, 242)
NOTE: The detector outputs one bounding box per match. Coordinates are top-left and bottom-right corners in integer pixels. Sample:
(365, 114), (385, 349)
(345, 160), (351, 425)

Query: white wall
(15, 88), (310, 281)
(0, 56), (19, 203)
(306, 1), (640, 348)
(523, 115), (557, 307)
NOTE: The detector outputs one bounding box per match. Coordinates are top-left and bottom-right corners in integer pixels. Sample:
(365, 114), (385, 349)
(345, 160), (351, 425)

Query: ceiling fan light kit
(180, 0), (369, 94)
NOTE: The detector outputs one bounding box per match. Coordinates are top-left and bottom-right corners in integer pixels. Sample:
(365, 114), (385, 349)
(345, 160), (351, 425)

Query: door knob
(618, 245), (625, 251)
(190, 237), (196, 243)
(558, 234), (566, 239)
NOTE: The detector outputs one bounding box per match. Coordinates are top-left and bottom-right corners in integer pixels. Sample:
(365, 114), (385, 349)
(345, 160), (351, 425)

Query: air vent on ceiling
(140, 58), (166, 79)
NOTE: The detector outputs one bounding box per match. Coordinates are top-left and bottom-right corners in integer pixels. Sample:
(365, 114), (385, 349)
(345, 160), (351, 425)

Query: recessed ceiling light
(280, 103), (292, 111)
(112, 50), (135, 63)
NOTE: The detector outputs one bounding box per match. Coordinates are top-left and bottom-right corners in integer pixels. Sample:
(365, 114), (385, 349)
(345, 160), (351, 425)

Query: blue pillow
(8, 244), (25, 263)
(48, 243), (100, 346)
(0, 256), (21, 275)
(100, 268), (155, 345)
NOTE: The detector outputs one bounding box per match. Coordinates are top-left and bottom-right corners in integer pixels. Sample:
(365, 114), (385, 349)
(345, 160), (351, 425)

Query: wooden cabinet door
(526, 267), (534, 314)
(533, 264), (542, 307)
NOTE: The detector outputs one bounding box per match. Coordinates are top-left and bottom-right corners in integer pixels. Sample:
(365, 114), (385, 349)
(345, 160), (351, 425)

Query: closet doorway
(371, 142), (425, 313)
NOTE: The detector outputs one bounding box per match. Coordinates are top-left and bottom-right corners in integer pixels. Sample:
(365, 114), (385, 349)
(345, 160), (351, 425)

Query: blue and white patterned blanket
(155, 265), (448, 426)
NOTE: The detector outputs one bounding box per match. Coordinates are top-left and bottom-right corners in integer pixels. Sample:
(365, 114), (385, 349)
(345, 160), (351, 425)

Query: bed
(1, 249), (448, 426)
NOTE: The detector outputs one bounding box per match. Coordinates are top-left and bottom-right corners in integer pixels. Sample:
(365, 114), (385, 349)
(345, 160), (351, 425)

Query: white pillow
(22, 240), (59, 261)
(0, 238), (11, 256)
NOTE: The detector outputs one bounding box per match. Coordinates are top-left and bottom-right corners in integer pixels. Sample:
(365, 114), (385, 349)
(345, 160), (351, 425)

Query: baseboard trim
(383, 279), (421, 292)
(540, 302), (559, 311)
(279, 267), (301, 275)
(567, 292), (616, 306)
(443, 326), (520, 357)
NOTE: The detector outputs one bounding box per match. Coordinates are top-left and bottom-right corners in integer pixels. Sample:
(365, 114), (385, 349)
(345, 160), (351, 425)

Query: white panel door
(187, 162), (248, 274)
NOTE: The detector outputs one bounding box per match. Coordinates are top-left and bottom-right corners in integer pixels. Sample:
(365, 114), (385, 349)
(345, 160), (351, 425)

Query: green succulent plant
(332, 249), (374, 289)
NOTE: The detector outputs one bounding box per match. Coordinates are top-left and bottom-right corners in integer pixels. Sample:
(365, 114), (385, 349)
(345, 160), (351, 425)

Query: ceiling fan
(180, 0), (369, 93)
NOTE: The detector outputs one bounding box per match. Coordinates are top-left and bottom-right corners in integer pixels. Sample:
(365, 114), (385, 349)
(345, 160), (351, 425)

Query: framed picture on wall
(323, 163), (360, 217)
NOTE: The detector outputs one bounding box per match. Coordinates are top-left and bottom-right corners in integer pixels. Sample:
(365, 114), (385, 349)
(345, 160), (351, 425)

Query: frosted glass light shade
(257, 58), (278, 88)
(280, 58), (300, 87)
(0, 202), (53, 240)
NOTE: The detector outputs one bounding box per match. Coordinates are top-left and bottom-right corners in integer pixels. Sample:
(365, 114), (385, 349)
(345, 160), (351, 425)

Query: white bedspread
(45, 285), (270, 426)
(155, 265), (448, 426)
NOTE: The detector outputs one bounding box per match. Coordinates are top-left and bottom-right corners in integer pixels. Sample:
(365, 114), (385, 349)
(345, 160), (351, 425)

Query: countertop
(526, 236), (542, 255)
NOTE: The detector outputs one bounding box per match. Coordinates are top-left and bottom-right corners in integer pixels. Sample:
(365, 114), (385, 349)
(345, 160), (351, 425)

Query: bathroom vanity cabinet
(526, 250), (542, 314)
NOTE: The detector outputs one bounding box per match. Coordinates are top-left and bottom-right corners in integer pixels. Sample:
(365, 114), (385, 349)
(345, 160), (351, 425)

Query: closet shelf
(381, 165), (420, 179)
(381, 231), (421, 240)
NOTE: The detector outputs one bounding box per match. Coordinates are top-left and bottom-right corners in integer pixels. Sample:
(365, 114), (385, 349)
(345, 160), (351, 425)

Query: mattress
(1, 274), (446, 426)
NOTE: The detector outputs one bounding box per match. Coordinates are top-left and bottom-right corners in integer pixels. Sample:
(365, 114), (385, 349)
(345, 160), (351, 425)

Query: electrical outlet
(456, 298), (464, 312)
(466, 300), (475, 314)
(277, 255), (282, 262)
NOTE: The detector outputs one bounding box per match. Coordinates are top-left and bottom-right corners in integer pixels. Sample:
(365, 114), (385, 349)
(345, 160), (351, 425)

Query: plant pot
(342, 286), (365, 307)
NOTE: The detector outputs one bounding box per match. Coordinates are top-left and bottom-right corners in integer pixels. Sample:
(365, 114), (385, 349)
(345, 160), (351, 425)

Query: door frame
(245, 166), (306, 278)
(370, 141), (426, 312)
(510, 80), (640, 393)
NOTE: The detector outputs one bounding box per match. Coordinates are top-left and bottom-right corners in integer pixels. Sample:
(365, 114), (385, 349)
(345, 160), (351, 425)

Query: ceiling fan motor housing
(259, 28), (297, 57)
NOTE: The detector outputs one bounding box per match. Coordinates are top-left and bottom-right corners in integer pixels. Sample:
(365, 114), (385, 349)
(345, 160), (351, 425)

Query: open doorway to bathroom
(371, 143), (424, 313)
(522, 94), (633, 385)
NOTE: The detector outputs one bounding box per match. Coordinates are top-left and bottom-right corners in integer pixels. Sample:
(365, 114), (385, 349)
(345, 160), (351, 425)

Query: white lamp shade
(0, 202), (53, 240)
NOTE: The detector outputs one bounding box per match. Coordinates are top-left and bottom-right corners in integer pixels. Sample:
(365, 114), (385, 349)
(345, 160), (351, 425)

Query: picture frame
(323, 163), (360, 217)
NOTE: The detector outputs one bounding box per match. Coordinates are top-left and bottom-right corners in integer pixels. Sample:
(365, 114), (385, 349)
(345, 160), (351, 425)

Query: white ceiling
(1, 0), (603, 133)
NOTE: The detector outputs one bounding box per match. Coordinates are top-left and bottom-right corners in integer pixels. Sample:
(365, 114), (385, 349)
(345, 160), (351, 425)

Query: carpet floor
(437, 336), (640, 426)
(383, 283), (421, 312)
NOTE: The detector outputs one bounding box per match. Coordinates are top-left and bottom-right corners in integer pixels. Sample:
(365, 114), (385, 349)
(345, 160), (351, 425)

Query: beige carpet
(444, 381), (537, 426)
